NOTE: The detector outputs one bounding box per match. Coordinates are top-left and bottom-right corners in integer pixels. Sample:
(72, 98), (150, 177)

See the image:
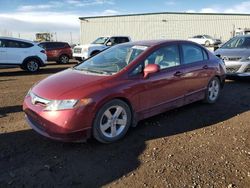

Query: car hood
(215, 48), (250, 58)
(32, 68), (110, 100)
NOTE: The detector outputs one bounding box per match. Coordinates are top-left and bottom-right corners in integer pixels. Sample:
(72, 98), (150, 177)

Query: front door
(131, 44), (187, 118)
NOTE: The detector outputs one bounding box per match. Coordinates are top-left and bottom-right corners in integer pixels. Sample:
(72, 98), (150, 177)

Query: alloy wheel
(27, 61), (39, 72)
(208, 79), (220, 102)
(100, 105), (128, 138)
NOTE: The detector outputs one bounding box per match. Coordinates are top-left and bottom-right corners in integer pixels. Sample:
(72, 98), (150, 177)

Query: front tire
(23, 59), (40, 72)
(93, 99), (132, 143)
(204, 77), (221, 104)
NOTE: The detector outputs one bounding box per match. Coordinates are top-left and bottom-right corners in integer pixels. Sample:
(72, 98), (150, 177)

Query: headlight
(44, 99), (78, 111)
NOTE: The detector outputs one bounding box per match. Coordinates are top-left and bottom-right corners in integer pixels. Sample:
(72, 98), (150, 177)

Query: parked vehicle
(23, 40), (226, 143)
(215, 35), (250, 76)
(188, 35), (222, 47)
(38, 42), (72, 64)
(234, 28), (250, 36)
(0, 37), (47, 72)
(73, 36), (131, 61)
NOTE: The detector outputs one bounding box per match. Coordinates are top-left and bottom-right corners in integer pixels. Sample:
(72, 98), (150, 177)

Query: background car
(215, 35), (250, 77)
(188, 35), (222, 47)
(73, 36), (131, 61)
(23, 40), (225, 143)
(0, 37), (47, 72)
(38, 42), (72, 64)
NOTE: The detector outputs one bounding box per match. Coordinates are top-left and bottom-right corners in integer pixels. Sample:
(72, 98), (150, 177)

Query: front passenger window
(144, 45), (180, 70)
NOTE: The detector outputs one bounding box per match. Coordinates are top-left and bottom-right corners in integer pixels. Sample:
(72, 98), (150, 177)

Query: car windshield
(204, 35), (213, 39)
(74, 44), (148, 75)
(221, 37), (250, 49)
(92, 37), (109, 44)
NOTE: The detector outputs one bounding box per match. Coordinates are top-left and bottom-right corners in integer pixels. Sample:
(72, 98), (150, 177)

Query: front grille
(226, 66), (241, 73)
(245, 67), (250, 73)
(223, 56), (242, 61)
(74, 48), (82, 53)
(30, 92), (51, 107)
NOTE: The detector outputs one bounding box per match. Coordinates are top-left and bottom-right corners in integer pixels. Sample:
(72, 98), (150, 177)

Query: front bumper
(23, 96), (93, 142)
(73, 52), (89, 61)
(225, 61), (250, 76)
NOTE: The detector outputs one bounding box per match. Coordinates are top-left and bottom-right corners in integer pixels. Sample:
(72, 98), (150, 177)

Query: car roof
(39, 41), (68, 44)
(0, 36), (35, 44)
(123, 39), (192, 47)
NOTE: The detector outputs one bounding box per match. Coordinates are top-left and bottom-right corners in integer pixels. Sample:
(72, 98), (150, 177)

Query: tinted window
(144, 45), (180, 70)
(115, 37), (129, 44)
(221, 37), (250, 49)
(0, 39), (7, 47)
(182, 44), (204, 64)
(2, 40), (33, 48)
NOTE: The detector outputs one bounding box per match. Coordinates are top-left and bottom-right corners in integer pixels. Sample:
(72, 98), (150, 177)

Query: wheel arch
(22, 56), (43, 66)
(93, 95), (137, 127)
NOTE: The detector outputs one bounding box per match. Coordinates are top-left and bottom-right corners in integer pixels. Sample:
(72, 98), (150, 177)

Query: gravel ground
(0, 62), (249, 188)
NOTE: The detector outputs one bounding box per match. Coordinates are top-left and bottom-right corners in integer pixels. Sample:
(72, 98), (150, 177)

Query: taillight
(40, 50), (45, 54)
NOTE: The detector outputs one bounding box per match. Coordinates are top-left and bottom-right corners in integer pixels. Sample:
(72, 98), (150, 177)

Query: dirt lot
(0, 63), (249, 188)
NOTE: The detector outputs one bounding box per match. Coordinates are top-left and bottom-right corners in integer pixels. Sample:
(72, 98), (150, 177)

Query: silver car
(214, 35), (250, 76)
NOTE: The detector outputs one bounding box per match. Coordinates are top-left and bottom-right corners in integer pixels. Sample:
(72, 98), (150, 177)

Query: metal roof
(79, 11), (250, 20)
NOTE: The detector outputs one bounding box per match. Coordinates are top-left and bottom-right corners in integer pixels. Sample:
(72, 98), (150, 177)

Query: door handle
(174, 71), (183, 77)
(203, 65), (208, 69)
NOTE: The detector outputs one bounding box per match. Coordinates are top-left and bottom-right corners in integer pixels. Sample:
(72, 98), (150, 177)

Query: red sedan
(23, 40), (226, 143)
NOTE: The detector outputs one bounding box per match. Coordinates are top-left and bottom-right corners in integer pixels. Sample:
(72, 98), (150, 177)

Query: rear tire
(204, 77), (221, 104)
(58, 55), (69, 64)
(93, 99), (132, 143)
(23, 59), (40, 72)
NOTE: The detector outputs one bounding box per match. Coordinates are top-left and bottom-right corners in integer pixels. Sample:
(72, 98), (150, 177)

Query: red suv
(38, 42), (72, 64)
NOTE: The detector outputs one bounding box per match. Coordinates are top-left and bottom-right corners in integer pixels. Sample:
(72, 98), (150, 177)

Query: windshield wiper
(75, 67), (111, 75)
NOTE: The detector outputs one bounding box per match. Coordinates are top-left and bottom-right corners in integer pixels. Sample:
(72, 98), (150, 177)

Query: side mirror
(143, 64), (160, 79)
(106, 42), (112, 46)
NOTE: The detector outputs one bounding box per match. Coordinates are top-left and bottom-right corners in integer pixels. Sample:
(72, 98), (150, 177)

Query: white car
(214, 35), (250, 77)
(188, 35), (222, 47)
(73, 36), (131, 61)
(0, 37), (47, 72)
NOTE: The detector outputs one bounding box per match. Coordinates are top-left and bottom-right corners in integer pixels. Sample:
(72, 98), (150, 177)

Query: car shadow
(0, 81), (249, 187)
(0, 66), (72, 77)
(0, 105), (23, 118)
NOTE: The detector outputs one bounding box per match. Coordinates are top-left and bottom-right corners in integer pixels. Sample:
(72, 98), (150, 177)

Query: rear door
(4, 39), (31, 64)
(179, 43), (211, 104)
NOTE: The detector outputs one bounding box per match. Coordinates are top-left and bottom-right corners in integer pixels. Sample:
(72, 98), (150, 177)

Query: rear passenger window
(202, 50), (208, 60)
(19, 41), (33, 48)
(182, 44), (204, 64)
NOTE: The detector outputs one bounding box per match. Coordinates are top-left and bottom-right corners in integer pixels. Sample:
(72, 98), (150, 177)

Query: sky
(1, 0), (250, 43)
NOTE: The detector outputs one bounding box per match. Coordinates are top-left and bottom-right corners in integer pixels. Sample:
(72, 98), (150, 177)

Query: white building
(79, 12), (250, 44)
